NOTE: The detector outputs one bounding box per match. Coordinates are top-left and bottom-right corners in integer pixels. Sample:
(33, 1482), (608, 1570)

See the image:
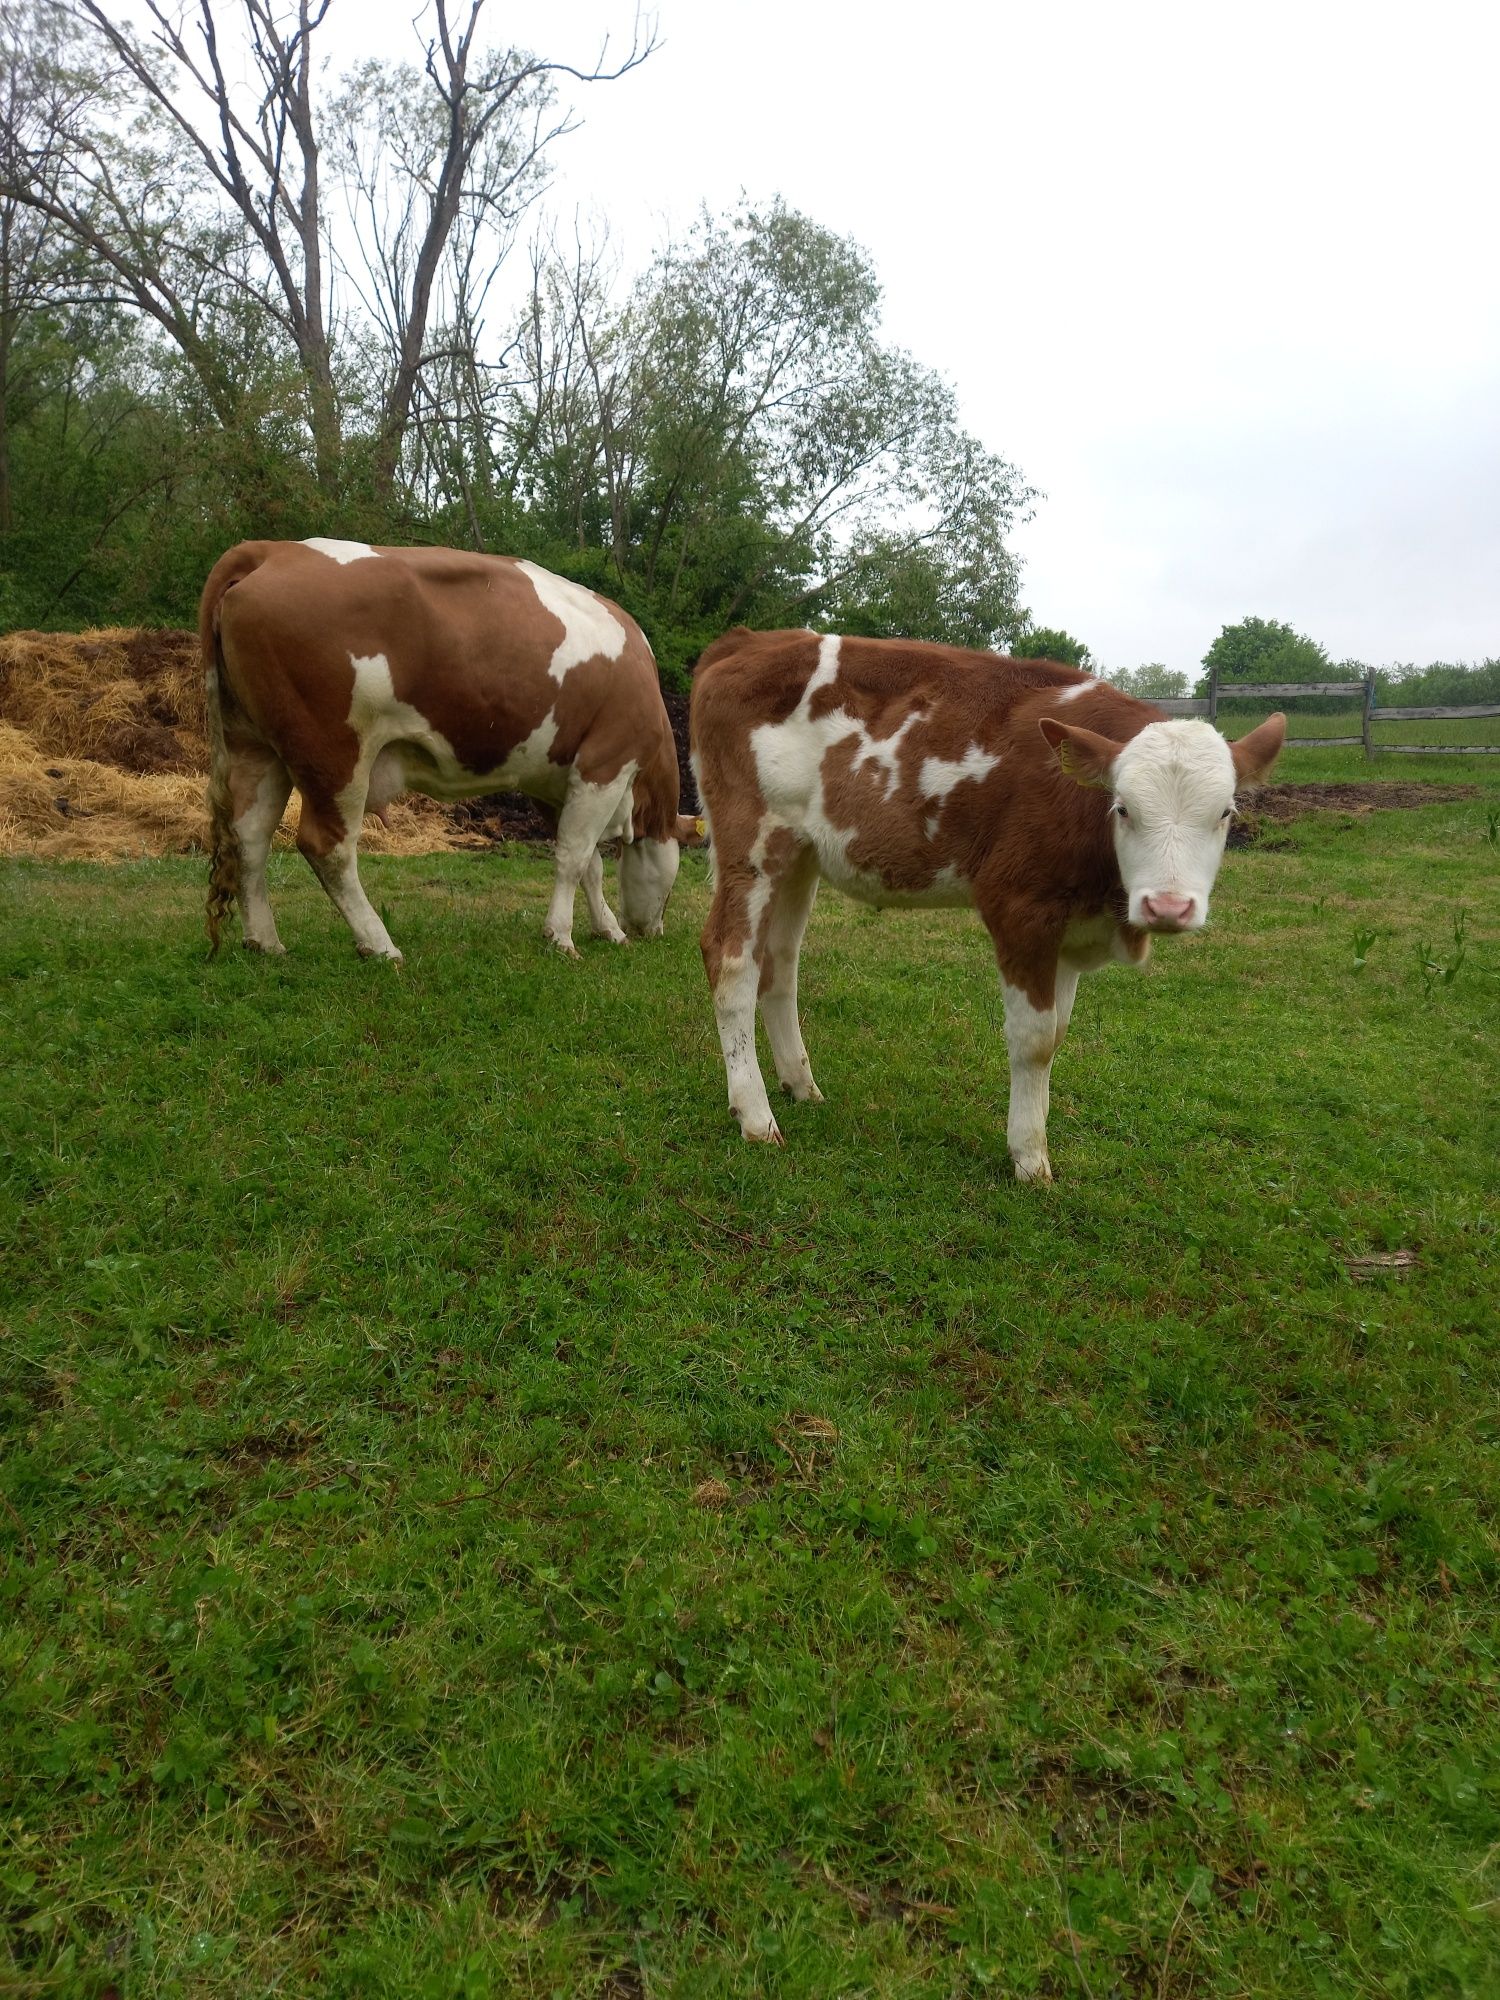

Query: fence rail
(1146, 671), (1500, 757)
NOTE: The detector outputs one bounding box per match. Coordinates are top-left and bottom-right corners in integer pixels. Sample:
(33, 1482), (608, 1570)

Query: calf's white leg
(1002, 979), (1059, 1183)
(759, 846), (822, 1103)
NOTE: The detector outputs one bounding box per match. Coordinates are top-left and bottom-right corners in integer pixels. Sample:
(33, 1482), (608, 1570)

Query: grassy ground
(3, 763), (1498, 1998)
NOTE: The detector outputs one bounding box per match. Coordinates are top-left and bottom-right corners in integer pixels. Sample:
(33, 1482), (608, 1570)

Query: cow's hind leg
(545, 772), (630, 956)
(297, 774), (402, 962)
(229, 744), (292, 953)
(759, 842), (822, 1103)
(582, 847), (627, 945)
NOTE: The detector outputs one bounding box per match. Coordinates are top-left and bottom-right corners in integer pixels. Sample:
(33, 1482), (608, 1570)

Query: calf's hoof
(544, 932), (581, 959)
(358, 944), (404, 965)
(243, 938), (287, 957)
(1012, 1153), (1053, 1184)
(735, 1111), (785, 1146)
(781, 1079), (824, 1104)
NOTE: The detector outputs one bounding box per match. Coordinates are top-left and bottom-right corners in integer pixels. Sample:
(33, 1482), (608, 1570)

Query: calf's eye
(1113, 803), (1129, 820)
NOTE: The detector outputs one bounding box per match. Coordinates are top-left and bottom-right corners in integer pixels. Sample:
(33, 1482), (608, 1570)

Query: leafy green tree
(502, 200), (1035, 674)
(1108, 663), (1189, 699)
(1199, 616), (1353, 690)
(1015, 626), (1093, 669)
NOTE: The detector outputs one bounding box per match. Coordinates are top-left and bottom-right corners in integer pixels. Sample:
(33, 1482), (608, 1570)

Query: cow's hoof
(1013, 1154), (1053, 1184)
(782, 1079), (824, 1104)
(358, 945), (404, 965)
(545, 933), (580, 959)
(243, 939), (287, 956)
(593, 928), (629, 946)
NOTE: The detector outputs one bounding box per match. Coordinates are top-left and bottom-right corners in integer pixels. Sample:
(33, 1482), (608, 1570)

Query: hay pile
(0, 628), (485, 860)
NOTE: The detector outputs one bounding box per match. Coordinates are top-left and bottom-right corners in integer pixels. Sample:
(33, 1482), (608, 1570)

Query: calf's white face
(1109, 722), (1236, 931)
(1041, 712), (1287, 933)
(618, 835), (680, 937)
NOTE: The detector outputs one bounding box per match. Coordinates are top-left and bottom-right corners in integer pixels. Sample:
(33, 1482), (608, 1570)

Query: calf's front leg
(1000, 974), (1060, 1183)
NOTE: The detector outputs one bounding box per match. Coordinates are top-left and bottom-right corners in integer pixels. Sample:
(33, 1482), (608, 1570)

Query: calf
(200, 539), (690, 961)
(691, 629), (1284, 1179)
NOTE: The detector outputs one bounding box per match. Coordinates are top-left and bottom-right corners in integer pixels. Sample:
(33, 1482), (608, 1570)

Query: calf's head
(1039, 713), (1286, 932)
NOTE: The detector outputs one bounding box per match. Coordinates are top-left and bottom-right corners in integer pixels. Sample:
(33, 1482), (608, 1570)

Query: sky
(336, 0), (1500, 673)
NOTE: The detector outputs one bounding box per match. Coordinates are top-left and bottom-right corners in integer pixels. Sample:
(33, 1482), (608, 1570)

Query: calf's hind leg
(759, 843), (822, 1103)
(701, 824), (802, 1144)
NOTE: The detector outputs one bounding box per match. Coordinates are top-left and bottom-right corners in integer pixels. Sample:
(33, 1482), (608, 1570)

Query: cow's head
(617, 831), (681, 937)
(1039, 713), (1285, 932)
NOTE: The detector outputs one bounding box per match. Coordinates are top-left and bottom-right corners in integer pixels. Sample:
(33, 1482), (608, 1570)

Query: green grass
(3, 773), (1499, 1998)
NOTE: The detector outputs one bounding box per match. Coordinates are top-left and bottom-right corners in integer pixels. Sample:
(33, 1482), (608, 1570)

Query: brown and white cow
(691, 629), (1285, 1180)
(200, 539), (691, 961)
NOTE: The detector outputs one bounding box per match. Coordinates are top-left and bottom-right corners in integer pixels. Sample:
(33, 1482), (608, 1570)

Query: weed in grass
(1414, 908), (1469, 998)
(1351, 925), (1378, 973)
(1485, 803), (1500, 846)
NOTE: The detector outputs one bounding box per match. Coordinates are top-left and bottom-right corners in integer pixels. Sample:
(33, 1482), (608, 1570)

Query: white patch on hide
(1052, 679), (1098, 703)
(303, 537), (380, 564)
(345, 651), (564, 805)
(748, 633), (978, 908)
(515, 560), (627, 682)
(918, 744), (999, 800)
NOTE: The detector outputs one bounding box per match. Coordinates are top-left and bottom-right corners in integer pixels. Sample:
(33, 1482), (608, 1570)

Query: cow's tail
(199, 544), (262, 954)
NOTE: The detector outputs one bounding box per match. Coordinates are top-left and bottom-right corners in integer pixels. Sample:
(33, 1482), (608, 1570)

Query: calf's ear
(1039, 716), (1123, 786)
(676, 813), (706, 846)
(1229, 712), (1286, 786)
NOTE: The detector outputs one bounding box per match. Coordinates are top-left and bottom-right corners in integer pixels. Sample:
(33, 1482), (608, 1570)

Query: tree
(1198, 616), (1352, 690)
(502, 201), (1036, 667)
(0, 0), (652, 500)
(1015, 626), (1092, 669)
(1108, 662), (1189, 700)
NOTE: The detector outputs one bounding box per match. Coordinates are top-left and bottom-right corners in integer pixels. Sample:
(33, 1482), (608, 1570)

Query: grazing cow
(200, 539), (692, 961)
(691, 629), (1285, 1180)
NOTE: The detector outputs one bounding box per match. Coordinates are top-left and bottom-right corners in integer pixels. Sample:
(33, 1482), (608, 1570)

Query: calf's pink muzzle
(1140, 892), (1198, 931)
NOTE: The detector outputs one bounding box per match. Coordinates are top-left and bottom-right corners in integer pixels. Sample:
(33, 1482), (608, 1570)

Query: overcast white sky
(338, 0), (1499, 674)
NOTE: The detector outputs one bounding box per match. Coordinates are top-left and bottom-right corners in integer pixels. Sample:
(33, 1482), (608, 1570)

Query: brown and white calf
(200, 539), (691, 960)
(691, 629), (1285, 1180)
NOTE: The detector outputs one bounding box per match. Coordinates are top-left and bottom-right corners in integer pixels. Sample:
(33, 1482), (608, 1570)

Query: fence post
(1362, 670), (1376, 761)
(1208, 666), (1219, 727)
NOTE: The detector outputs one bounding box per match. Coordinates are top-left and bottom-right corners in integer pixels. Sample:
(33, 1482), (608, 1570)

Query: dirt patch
(1228, 781), (1477, 847)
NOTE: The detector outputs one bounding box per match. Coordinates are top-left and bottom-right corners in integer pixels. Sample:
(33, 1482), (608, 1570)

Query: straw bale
(0, 626), (528, 860)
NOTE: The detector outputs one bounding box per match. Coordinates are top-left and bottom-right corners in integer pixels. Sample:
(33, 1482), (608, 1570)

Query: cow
(199, 538), (692, 962)
(690, 629), (1285, 1180)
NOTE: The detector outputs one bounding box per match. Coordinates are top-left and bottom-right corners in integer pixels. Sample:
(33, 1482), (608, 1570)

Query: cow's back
(213, 541), (673, 808)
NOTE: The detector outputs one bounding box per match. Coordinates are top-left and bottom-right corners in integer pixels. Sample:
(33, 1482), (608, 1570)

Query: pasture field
(3, 769), (1498, 1998)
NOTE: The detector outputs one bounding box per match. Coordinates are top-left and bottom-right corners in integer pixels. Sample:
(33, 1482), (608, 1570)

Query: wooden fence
(1151, 669), (1500, 756)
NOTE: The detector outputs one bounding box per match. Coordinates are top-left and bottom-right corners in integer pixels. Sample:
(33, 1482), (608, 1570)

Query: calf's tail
(198, 544), (262, 954)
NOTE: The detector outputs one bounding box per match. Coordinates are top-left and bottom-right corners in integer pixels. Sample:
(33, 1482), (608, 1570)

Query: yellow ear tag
(695, 818), (706, 838)
(1056, 740), (1107, 786)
